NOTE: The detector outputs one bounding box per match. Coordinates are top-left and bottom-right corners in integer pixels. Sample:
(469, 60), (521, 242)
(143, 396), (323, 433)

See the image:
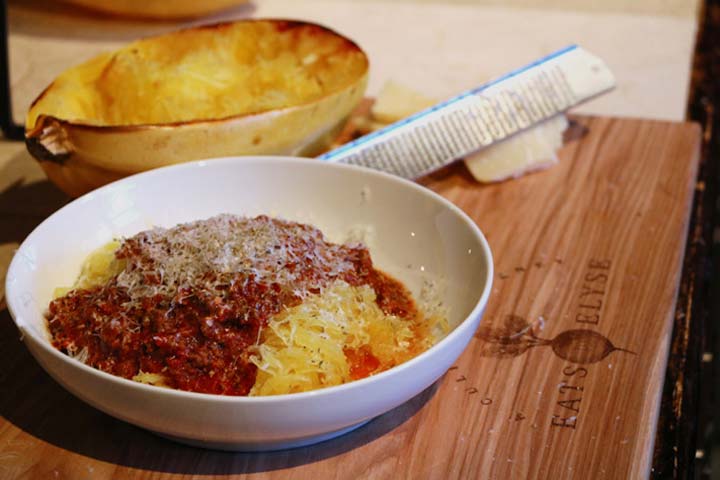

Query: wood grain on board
(0, 116), (701, 479)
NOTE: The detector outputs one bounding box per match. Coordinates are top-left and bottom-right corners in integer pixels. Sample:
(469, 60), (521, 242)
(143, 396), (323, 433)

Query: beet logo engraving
(476, 315), (634, 364)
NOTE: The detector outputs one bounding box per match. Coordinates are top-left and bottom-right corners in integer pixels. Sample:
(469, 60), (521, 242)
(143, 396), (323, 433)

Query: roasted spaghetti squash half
(26, 20), (369, 197)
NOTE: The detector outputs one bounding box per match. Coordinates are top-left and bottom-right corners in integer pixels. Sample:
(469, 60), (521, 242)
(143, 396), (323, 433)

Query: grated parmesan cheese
(111, 214), (358, 307)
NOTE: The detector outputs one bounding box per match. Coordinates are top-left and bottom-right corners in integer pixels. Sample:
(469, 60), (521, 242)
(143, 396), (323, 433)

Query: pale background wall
(6, 0), (702, 124)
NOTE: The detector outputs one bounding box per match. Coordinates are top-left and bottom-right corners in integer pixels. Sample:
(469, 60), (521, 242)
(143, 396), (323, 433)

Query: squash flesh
(27, 21), (368, 129)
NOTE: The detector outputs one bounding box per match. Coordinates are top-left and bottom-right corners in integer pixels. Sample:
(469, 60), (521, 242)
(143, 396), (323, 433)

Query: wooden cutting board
(0, 115), (701, 479)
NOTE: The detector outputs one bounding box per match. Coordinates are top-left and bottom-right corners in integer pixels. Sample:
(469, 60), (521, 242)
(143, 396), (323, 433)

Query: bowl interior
(7, 156), (492, 354)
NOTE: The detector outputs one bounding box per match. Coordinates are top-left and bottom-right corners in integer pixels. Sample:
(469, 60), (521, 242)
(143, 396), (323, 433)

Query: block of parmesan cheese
(368, 81), (568, 183)
(371, 80), (437, 124)
(463, 114), (568, 182)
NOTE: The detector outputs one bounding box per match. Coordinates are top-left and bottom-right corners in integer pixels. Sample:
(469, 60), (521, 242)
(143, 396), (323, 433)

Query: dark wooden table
(650, 1), (720, 478)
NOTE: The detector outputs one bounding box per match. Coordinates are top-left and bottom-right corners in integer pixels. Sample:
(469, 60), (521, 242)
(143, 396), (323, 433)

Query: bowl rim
(6, 156), (494, 404)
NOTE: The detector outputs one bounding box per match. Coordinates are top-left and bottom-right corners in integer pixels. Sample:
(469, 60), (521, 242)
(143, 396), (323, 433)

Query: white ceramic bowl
(5, 156), (493, 451)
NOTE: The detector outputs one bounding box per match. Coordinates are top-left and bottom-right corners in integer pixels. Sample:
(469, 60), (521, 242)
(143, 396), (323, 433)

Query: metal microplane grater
(317, 45), (615, 179)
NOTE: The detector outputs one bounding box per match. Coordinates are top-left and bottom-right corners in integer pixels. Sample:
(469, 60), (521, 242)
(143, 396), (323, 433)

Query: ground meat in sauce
(46, 215), (418, 396)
